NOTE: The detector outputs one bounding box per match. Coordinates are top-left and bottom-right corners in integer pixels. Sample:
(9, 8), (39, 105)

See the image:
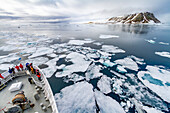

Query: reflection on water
(108, 24), (153, 34)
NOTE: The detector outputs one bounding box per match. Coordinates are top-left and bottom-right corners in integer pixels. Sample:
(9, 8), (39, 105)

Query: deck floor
(0, 72), (52, 113)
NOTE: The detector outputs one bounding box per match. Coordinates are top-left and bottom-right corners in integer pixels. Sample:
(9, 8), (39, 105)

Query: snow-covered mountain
(108, 12), (161, 24)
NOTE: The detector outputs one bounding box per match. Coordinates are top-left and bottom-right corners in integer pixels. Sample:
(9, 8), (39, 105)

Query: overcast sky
(0, 0), (170, 23)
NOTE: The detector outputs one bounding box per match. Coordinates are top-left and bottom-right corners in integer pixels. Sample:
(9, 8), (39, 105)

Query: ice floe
(64, 73), (85, 83)
(94, 90), (125, 113)
(145, 39), (155, 44)
(155, 51), (170, 58)
(42, 57), (59, 78)
(0, 54), (20, 64)
(137, 65), (170, 102)
(103, 60), (116, 67)
(101, 45), (125, 54)
(143, 106), (163, 113)
(68, 39), (93, 45)
(97, 75), (112, 94)
(159, 42), (169, 45)
(93, 42), (102, 46)
(28, 47), (54, 58)
(116, 65), (127, 73)
(99, 34), (119, 39)
(55, 82), (96, 113)
(129, 55), (145, 65)
(56, 52), (91, 77)
(115, 57), (139, 71)
(0, 64), (14, 70)
(21, 57), (49, 66)
(85, 63), (103, 81)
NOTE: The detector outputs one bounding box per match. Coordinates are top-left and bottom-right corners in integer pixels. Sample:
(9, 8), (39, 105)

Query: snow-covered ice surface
(145, 39), (155, 44)
(155, 51), (170, 58)
(115, 57), (139, 71)
(137, 65), (170, 103)
(68, 39), (93, 45)
(97, 75), (112, 94)
(28, 47), (54, 58)
(101, 45), (125, 54)
(99, 34), (119, 39)
(55, 82), (96, 113)
(55, 52), (91, 77)
(159, 42), (169, 45)
(94, 90), (125, 113)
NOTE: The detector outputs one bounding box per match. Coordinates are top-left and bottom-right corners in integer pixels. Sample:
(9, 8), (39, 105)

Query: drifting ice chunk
(42, 57), (59, 78)
(99, 34), (119, 39)
(143, 106), (163, 113)
(145, 39), (155, 44)
(103, 60), (116, 67)
(47, 53), (57, 58)
(21, 57), (48, 66)
(64, 74), (85, 83)
(97, 75), (112, 94)
(159, 42), (169, 45)
(137, 65), (170, 102)
(115, 57), (139, 71)
(0, 64), (14, 70)
(94, 90), (125, 113)
(28, 47), (54, 58)
(116, 65), (127, 73)
(85, 63), (103, 81)
(155, 52), (170, 58)
(56, 52), (91, 77)
(20, 47), (36, 54)
(93, 42), (102, 46)
(101, 45), (125, 54)
(68, 39), (93, 45)
(112, 79), (123, 94)
(55, 82), (96, 113)
(130, 55), (145, 65)
(0, 54), (20, 64)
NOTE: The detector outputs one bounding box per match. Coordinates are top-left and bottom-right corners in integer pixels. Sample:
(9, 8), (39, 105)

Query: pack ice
(137, 65), (170, 103)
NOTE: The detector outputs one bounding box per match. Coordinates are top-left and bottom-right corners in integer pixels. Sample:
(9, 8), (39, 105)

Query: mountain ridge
(108, 12), (161, 24)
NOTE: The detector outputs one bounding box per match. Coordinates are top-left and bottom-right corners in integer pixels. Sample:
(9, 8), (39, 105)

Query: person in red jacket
(36, 70), (41, 81)
(0, 73), (4, 79)
(15, 65), (20, 71)
(19, 64), (23, 71)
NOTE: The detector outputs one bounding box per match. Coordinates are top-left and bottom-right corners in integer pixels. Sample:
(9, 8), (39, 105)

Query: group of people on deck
(0, 63), (42, 85)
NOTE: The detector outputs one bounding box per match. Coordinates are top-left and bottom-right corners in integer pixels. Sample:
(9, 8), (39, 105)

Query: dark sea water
(0, 23), (170, 113)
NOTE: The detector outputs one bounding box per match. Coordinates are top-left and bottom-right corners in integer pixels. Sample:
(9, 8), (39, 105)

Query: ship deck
(0, 71), (52, 113)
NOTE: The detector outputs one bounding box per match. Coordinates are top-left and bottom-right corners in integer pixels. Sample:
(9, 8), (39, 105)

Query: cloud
(0, 0), (170, 23)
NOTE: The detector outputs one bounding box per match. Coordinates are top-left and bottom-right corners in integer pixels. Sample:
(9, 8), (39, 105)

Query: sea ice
(116, 65), (127, 73)
(42, 57), (59, 78)
(99, 34), (119, 39)
(93, 42), (102, 46)
(28, 47), (54, 58)
(21, 57), (49, 66)
(97, 75), (112, 94)
(64, 73), (85, 83)
(47, 53), (58, 58)
(56, 52), (91, 77)
(103, 60), (116, 67)
(68, 39), (93, 45)
(0, 54), (20, 64)
(94, 90), (125, 113)
(137, 65), (170, 102)
(101, 45), (125, 54)
(55, 82), (96, 113)
(129, 55), (145, 65)
(155, 51), (170, 58)
(143, 106), (163, 113)
(145, 39), (155, 44)
(115, 57), (139, 71)
(0, 64), (14, 70)
(159, 42), (169, 45)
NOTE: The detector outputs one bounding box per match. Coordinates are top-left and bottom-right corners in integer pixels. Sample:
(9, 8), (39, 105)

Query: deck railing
(34, 65), (59, 113)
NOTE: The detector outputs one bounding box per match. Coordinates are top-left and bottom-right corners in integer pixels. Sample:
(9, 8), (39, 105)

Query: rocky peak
(108, 12), (161, 24)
